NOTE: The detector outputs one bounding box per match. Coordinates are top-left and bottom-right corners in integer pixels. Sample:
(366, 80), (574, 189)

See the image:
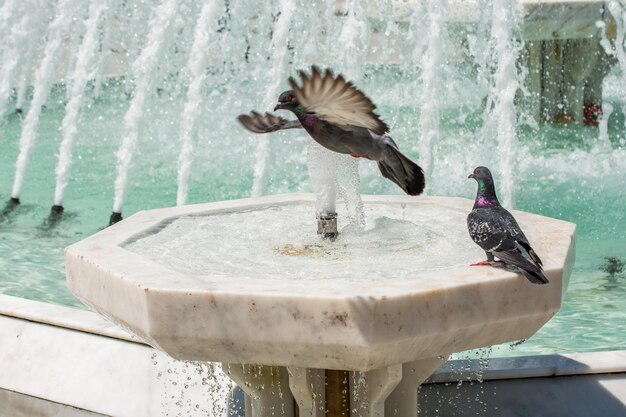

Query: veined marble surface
(66, 194), (576, 371)
(0, 302), (233, 417)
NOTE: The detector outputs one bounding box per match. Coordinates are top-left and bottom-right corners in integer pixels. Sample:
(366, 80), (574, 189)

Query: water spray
(10, 0), (81, 203)
(53, 0), (108, 212)
(111, 0), (179, 222)
(250, 0), (295, 197)
(175, 0), (219, 206)
(308, 142), (340, 241)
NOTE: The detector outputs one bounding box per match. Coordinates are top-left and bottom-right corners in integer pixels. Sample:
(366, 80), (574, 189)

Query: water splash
(10, 0), (83, 200)
(418, 0), (448, 193)
(53, 0), (109, 207)
(598, 102), (614, 152)
(0, 0), (18, 42)
(91, 1), (120, 99)
(154, 357), (233, 416)
(379, 0), (400, 64)
(112, 0), (180, 214)
(251, 0), (296, 197)
(337, 0), (367, 75)
(0, 0), (26, 118)
(485, 0), (523, 208)
(176, 1), (220, 206)
(6, 0), (614, 215)
(606, 1), (626, 128)
(336, 155), (365, 228)
(124, 202), (478, 281)
(307, 141), (338, 216)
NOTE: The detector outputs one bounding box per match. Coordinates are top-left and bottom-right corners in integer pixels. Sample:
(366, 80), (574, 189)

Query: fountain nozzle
(109, 212), (123, 226)
(4, 197), (20, 211)
(317, 213), (338, 241)
(0, 197), (20, 219)
(44, 204), (65, 226)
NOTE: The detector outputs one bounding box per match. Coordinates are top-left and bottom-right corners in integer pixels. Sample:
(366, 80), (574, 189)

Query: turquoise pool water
(0, 77), (625, 356)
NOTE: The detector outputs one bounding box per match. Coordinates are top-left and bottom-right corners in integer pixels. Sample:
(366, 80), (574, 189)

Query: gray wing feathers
(237, 111), (302, 133)
(467, 212), (507, 251)
(289, 66), (389, 135)
(468, 208), (548, 284)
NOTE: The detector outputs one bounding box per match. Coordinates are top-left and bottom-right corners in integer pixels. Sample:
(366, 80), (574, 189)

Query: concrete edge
(0, 388), (107, 417)
(427, 350), (626, 384)
(0, 293), (138, 343)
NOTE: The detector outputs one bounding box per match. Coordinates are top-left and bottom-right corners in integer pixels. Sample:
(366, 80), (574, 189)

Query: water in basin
(124, 202), (478, 282)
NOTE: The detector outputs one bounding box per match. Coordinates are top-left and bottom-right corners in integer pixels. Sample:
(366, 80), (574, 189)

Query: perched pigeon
(467, 166), (548, 285)
(237, 66), (425, 196)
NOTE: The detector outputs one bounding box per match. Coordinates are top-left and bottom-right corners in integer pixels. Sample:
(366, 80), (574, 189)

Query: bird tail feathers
(520, 269), (550, 285)
(494, 249), (549, 285)
(377, 147), (425, 196)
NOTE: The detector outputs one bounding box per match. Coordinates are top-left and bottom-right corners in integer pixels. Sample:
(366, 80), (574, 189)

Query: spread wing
(237, 111), (302, 134)
(288, 66), (389, 135)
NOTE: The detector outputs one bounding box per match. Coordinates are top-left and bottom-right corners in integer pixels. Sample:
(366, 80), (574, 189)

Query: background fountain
(0, 0), (624, 415)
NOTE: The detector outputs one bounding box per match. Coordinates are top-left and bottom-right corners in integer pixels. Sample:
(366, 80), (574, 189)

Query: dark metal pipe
(317, 212), (338, 241)
(325, 369), (350, 416)
(109, 211), (123, 226)
(45, 204), (64, 225)
(2, 197), (20, 214)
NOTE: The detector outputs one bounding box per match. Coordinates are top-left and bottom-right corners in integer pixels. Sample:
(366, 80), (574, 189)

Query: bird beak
(468, 174), (474, 179)
(274, 103), (282, 111)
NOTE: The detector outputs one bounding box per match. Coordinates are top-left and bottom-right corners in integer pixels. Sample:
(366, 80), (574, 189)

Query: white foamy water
(486, 0), (522, 209)
(124, 202), (478, 282)
(419, 0), (448, 193)
(11, 0), (83, 199)
(176, 0), (219, 206)
(112, 0), (179, 213)
(54, 0), (108, 206)
(251, 0), (296, 198)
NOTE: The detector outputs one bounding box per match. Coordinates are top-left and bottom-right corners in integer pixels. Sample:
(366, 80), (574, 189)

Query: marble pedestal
(65, 194), (576, 416)
(223, 357), (445, 417)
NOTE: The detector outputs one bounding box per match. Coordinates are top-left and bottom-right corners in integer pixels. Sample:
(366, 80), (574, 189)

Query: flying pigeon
(237, 66), (425, 196)
(467, 166), (549, 285)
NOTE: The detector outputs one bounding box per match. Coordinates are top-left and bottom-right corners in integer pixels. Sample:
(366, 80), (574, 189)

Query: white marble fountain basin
(65, 194), (575, 416)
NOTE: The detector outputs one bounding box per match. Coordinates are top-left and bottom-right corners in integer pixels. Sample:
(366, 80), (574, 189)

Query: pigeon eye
(285, 95), (293, 102)
(474, 168), (480, 175)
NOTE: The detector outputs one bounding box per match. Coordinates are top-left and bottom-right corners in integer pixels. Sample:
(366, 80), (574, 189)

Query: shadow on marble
(0, 389), (106, 417)
(420, 355), (626, 417)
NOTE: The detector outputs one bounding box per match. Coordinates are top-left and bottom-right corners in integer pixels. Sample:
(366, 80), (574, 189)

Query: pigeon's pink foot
(470, 261), (491, 266)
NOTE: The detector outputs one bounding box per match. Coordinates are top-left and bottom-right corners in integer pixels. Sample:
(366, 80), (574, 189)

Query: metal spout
(2, 197), (20, 215)
(109, 211), (123, 226)
(317, 212), (338, 241)
(41, 204), (64, 229)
